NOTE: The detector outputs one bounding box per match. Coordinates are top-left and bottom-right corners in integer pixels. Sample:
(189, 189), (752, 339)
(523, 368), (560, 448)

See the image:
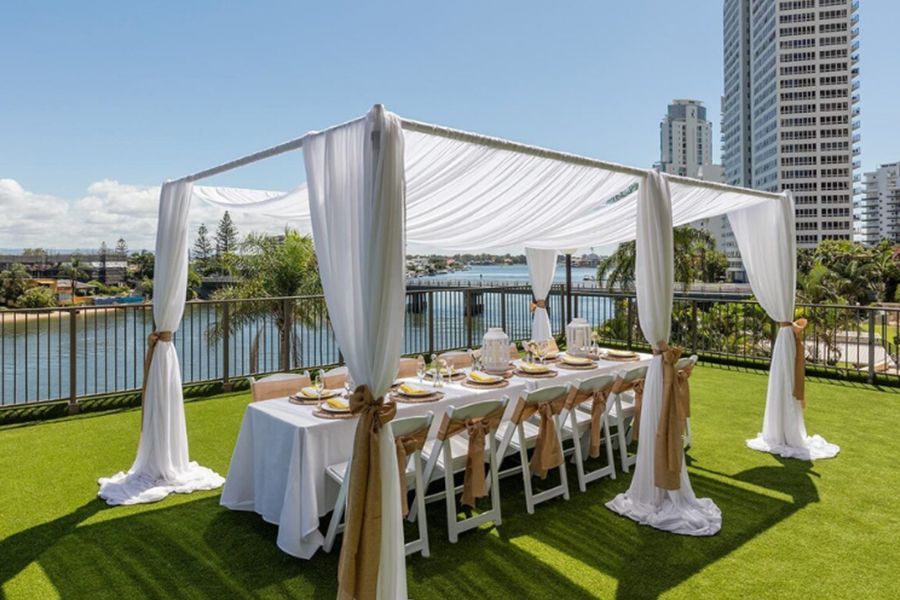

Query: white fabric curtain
(304, 106), (407, 599)
(98, 180), (224, 505)
(525, 247), (557, 341)
(606, 171), (721, 535)
(728, 192), (839, 460)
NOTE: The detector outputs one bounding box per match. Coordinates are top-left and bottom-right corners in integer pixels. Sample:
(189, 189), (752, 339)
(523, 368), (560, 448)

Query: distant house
(0, 252), (127, 284)
(33, 279), (98, 305)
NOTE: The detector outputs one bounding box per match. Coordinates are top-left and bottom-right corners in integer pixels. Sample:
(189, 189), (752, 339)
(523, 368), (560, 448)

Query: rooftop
(1, 365), (896, 598)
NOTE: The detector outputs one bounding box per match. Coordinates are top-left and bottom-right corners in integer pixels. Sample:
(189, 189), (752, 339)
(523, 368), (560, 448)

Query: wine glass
(315, 369), (326, 401)
(416, 355), (426, 384)
(344, 375), (353, 397)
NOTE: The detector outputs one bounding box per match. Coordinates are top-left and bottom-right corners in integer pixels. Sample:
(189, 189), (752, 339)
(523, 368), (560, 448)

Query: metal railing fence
(2, 284), (896, 409)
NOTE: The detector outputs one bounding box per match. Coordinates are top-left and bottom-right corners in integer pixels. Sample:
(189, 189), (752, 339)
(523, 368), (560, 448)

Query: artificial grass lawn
(1, 365), (898, 599)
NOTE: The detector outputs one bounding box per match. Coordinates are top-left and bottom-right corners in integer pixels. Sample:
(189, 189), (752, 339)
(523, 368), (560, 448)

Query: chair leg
(571, 413), (587, 493)
(413, 453), (429, 558)
(443, 443), (458, 544)
(488, 433), (502, 527)
(323, 471), (349, 553)
(604, 416), (617, 480)
(615, 397), (631, 473)
(518, 425), (535, 515)
(556, 421), (570, 501)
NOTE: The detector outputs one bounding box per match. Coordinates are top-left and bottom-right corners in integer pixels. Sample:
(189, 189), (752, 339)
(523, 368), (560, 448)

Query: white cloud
(0, 178), (293, 251)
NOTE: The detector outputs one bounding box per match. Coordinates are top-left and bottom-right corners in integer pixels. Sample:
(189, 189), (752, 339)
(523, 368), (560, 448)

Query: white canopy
(99, 105), (839, 600)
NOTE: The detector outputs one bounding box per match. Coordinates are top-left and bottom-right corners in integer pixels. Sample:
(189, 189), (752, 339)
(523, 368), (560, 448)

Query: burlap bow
(565, 385), (612, 458)
(511, 394), (566, 479)
(337, 385), (397, 600)
(530, 299), (547, 314)
(140, 330), (173, 429)
(610, 376), (645, 441)
(778, 318), (808, 409)
(393, 427), (429, 517)
(654, 343), (691, 491)
(437, 405), (505, 508)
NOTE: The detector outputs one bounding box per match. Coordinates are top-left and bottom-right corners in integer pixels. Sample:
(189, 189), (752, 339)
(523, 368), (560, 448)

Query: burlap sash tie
(564, 386), (611, 459)
(653, 343), (691, 491)
(778, 318), (808, 409)
(337, 385), (397, 600)
(511, 395), (566, 479)
(140, 330), (173, 428)
(393, 427), (429, 517)
(530, 299), (546, 314)
(610, 376), (645, 441)
(437, 406), (505, 508)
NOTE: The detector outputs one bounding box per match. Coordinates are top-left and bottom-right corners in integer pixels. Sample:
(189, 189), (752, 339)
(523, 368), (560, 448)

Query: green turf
(1, 365), (898, 599)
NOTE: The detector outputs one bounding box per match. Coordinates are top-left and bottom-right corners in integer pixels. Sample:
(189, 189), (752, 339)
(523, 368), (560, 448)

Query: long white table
(219, 354), (651, 558)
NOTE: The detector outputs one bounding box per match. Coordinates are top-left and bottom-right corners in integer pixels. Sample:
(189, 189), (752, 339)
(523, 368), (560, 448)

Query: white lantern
(481, 327), (510, 373)
(566, 318), (593, 356)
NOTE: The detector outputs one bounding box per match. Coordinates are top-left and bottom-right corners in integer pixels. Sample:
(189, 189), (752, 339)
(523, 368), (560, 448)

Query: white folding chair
(323, 412), (434, 557)
(247, 371), (310, 402)
(396, 357), (419, 379)
(437, 350), (473, 370)
(675, 354), (699, 448)
(608, 365), (648, 473)
(563, 374), (617, 492)
(418, 398), (508, 543)
(494, 386), (570, 514)
(322, 366), (348, 389)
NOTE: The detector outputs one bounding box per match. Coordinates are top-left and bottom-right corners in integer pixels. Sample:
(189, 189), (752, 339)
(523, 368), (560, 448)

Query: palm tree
(595, 226), (724, 291)
(58, 259), (88, 282)
(206, 229), (323, 372)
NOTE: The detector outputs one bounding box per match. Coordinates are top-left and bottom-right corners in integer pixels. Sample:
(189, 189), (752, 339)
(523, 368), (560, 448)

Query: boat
(582, 274), (596, 281)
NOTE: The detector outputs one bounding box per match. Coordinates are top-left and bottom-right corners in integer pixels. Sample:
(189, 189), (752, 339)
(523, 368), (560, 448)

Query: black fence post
(465, 289), (473, 349)
(68, 309), (79, 414)
(222, 303), (232, 391)
(868, 309), (876, 385)
(626, 297), (634, 350)
(428, 291), (435, 356)
(691, 300), (698, 353)
(280, 297), (292, 372)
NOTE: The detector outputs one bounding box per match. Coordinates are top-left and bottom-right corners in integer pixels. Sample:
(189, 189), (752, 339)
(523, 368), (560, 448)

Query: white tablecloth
(220, 355), (651, 558)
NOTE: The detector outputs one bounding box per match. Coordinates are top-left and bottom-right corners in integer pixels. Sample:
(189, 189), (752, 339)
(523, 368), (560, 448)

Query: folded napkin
(520, 362), (550, 373)
(301, 386), (321, 398)
(398, 383), (427, 395)
(469, 371), (500, 383)
(326, 397), (349, 410)
(563, 354), (592, 365)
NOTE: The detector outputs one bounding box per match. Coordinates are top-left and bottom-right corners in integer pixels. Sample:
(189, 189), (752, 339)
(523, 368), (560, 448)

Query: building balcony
(852, 40), (860, 52)
(852, 120), (861, 131)
(851, 13), (860, 25)
(852, 80), (860, 91)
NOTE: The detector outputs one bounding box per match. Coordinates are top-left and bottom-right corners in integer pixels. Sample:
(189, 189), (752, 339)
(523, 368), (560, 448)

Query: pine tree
(115, 237), (128, 256)
(215, 211), (239, 256)
(193, 223), (214, 274)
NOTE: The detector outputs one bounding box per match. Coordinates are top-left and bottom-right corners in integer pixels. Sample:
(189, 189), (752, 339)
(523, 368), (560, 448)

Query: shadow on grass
(0, 457), (820, 600)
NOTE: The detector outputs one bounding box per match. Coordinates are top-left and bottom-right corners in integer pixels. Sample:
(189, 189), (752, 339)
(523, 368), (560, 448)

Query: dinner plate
(320, 401), (351, 413)
(605, 349), (637, 359)
(518, 362), (552, 374)
(561, 354), (594, 365)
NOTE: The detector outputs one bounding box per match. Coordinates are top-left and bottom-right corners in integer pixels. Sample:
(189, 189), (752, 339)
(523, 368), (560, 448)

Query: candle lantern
(566, 318), (593, 356)
(481, 327), (510, 373)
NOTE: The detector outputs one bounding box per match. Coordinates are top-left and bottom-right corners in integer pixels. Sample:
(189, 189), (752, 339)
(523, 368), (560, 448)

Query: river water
(2, 264), (611, 405)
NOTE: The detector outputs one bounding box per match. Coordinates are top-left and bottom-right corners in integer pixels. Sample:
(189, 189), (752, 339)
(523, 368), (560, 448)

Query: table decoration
(481, 327), (511, 372)
(566, 318), (593, 357)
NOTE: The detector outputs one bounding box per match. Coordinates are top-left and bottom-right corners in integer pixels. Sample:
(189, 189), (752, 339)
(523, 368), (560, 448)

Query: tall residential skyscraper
(722, 0), (860, 249)
(857, 163), (900, 245)
(656, 99), (714, 177)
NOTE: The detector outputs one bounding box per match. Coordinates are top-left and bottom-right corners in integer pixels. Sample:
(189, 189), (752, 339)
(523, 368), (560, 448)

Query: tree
(207, 229), (322, 371)
(0, 263), (32, 305)
(115, 237), (128, 256)
(128, 250), (154, 283)
(58, 259), (88, 282)
(215, 211), (239, 256)
(595, 226), (727, 291)
(99, 241), (108, 257)
(193, 223), (214, 274)
(17, 286), (56, 308)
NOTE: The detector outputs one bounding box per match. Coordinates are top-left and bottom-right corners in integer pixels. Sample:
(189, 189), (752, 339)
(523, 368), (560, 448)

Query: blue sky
(1, 0), (898, 249)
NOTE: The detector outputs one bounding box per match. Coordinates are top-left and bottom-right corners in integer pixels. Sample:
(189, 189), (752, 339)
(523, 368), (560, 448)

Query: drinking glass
(416, 355), (426, 384)
(315, 369), (326, 401)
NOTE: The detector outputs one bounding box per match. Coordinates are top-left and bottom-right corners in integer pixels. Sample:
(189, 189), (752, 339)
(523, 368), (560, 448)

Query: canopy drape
(304, 106), (407, 600)
(605, 172), (721, 535)
(728, 193), (839, 460)
(111, 105), (841, 600)
(98, 180), (224, 505)
(525, 247), (557, 341)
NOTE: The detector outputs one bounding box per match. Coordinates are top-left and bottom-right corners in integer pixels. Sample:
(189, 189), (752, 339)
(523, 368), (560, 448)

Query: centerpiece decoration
(566, 318), (593, 357)
(481, 327), (510, 373)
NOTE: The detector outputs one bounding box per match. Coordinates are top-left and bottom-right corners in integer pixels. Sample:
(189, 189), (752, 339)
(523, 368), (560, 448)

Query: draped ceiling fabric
(303, 106), (408, 600)
(525, 247), (557, 341)
(606, 171), (721, 535)
(98, 181), (224, 505)
(728, 193), (839, 460)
